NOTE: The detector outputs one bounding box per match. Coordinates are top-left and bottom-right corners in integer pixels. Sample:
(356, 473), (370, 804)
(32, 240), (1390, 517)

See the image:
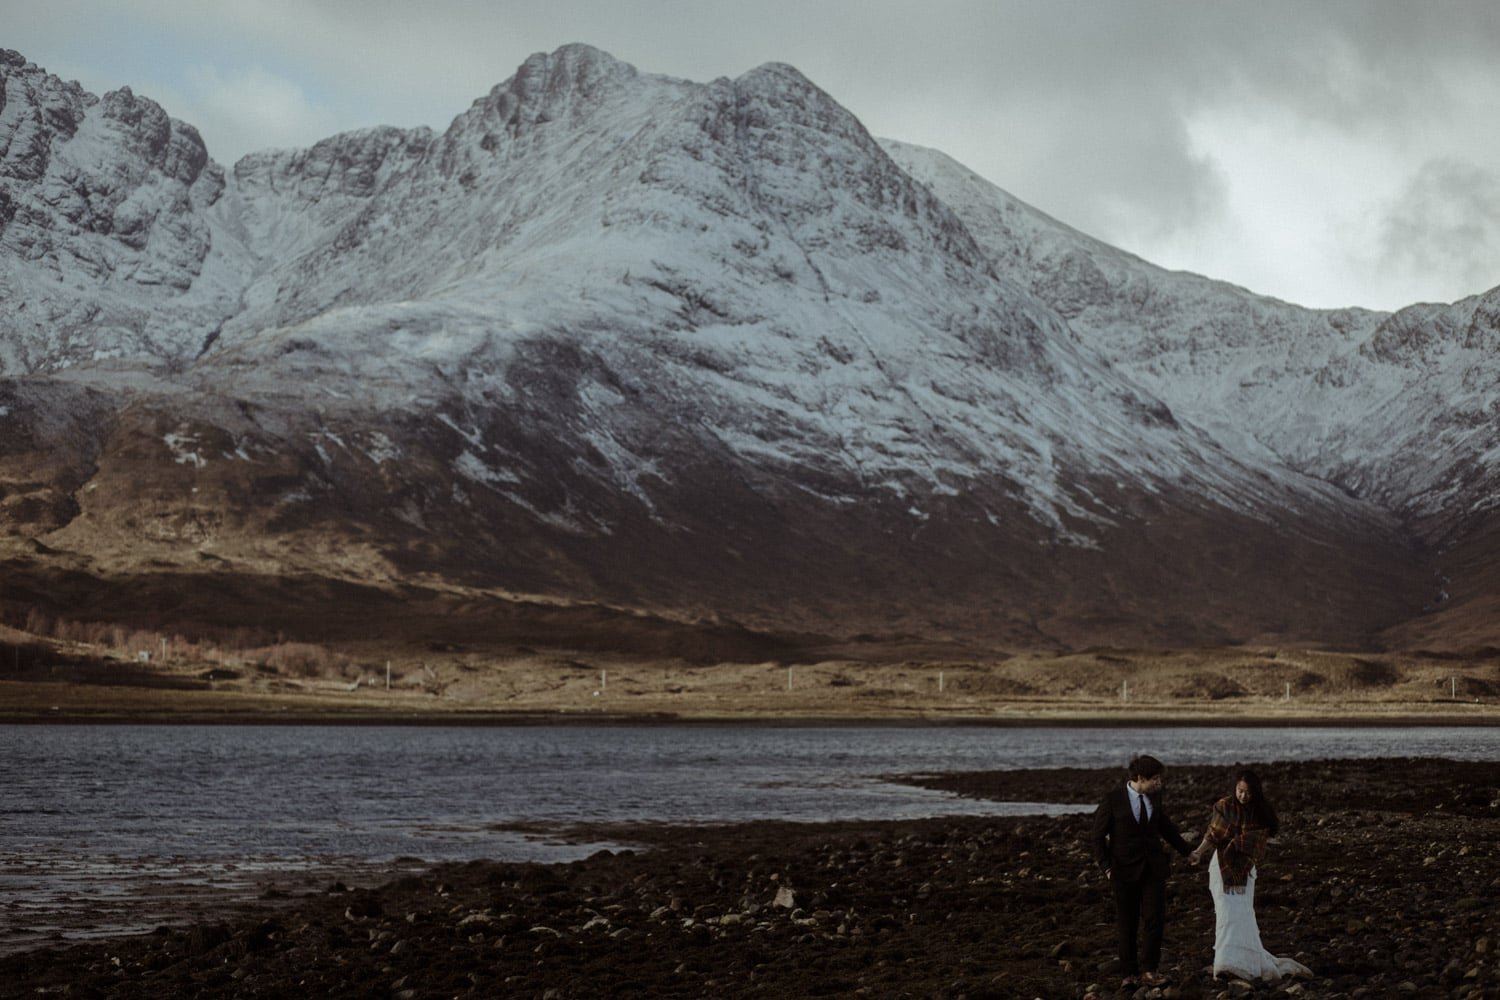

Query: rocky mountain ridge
(0, 44), (1494, 652)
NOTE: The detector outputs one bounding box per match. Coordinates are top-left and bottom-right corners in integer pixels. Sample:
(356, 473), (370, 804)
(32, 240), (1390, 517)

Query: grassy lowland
(2, 609), (1498, 723)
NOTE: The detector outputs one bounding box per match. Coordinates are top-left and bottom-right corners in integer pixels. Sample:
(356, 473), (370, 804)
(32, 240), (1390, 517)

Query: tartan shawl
(1205, 796), (1269, 893)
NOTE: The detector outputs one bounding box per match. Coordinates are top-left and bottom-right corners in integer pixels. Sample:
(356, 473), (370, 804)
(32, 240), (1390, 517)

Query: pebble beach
(2, 758), (1496, 999)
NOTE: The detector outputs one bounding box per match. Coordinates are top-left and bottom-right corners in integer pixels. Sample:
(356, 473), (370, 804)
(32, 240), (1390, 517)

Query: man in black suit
(1091, 754), (1194, 990)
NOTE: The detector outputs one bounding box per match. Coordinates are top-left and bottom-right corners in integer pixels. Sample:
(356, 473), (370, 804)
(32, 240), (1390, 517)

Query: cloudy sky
(7, 0), (1498, 311)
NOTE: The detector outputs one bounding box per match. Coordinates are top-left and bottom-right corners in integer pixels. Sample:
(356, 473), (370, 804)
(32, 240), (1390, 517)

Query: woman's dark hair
(1233, 768), (1279, 836)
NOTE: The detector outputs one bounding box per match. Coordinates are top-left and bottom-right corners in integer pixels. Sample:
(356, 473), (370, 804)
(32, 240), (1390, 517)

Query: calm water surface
(6, 723), (1499, 862)
(3, 724), (1497, 950)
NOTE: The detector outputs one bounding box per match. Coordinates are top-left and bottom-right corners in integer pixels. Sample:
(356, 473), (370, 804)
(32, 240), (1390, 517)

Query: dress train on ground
(1209, 855), (1312, 981)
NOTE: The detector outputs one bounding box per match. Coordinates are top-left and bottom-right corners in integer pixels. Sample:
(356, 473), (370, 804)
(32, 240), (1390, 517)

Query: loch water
(7, 723), (1499, 863)
(3, 723), (1497, 952)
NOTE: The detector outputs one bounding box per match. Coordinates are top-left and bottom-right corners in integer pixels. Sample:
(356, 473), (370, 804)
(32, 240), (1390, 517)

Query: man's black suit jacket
(1091, 785), (1192, 882)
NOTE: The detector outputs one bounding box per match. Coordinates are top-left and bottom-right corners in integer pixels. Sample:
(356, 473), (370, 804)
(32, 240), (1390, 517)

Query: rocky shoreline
(3, 758), (1496, 999)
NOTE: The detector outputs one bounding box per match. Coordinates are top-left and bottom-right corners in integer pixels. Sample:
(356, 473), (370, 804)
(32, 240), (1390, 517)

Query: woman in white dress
(1187, 769), (1311, 982)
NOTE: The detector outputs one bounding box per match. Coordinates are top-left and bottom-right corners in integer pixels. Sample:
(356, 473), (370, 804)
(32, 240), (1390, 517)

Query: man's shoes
(1120, 975), (1139, 989)
(1140, 971), (1170, 987)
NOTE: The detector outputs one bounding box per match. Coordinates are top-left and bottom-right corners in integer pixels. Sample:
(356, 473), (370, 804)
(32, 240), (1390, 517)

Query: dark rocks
(183, 922), (231, 956)
(1, 758), (1496, 998)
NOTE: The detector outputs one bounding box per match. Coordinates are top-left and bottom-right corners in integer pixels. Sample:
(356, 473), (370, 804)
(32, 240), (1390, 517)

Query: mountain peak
(515, 41), (636, 83)
(472, 43), (639, 128)
(736, 60), (814, 86)
(732, 59), (857, 128)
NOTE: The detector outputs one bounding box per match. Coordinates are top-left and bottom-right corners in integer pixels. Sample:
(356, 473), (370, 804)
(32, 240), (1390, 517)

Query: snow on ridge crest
(881, 138), (1500, 526)
(1, 51), (232, 373)
(3, 44), (1496, 540)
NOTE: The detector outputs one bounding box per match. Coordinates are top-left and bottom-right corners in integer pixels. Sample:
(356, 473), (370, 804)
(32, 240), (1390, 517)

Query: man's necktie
(1137, 794), (1149, 827)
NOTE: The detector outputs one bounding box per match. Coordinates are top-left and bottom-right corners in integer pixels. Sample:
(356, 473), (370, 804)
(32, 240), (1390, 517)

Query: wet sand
(0, 855), (424, 960)
(2, 757), (1496, 999)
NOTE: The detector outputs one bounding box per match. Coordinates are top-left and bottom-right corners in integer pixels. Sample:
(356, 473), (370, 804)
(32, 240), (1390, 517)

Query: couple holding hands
(1091, 754), (1312, 992)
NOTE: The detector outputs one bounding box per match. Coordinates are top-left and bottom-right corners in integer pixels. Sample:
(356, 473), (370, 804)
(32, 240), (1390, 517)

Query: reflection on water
(3, 723), (1497, 953)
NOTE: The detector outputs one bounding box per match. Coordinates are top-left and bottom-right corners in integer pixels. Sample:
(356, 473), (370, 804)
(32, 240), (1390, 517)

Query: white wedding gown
(1209, 853), (1312, 981)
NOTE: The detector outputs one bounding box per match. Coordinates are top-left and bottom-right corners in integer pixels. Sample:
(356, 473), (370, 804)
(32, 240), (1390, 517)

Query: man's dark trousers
(1111, 864), (1166, 975)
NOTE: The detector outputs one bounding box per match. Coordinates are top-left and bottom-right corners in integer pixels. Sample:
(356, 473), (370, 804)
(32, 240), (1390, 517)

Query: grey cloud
(1378, 159), (1500, 300)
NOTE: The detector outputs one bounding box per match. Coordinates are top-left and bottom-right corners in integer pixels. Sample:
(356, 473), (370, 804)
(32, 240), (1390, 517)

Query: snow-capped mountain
(1, 45), (1493, 651)
(887, 141), (1500, 534)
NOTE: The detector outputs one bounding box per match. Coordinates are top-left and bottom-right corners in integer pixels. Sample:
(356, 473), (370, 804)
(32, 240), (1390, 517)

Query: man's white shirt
(1126, 782), (1153, 821)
